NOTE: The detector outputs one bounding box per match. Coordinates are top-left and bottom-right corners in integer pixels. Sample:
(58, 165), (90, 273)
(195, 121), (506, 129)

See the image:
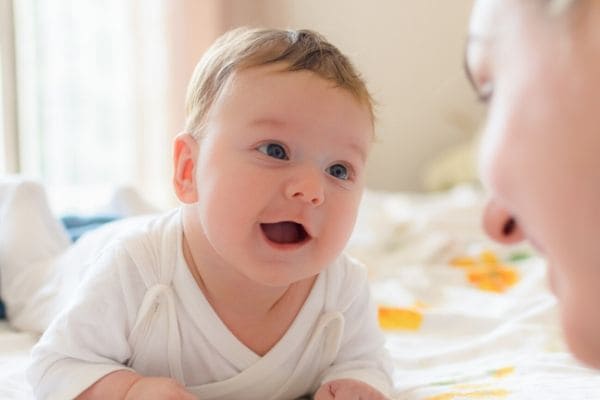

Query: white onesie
(28, 209), (393, 399)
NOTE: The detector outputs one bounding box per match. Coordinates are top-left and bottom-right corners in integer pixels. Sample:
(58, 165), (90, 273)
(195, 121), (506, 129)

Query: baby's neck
(181, 228), (312, 316)
(181, 231), (315, 355)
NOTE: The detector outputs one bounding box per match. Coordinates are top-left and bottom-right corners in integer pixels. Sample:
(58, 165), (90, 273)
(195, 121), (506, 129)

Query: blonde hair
(184, 27), (374, 138)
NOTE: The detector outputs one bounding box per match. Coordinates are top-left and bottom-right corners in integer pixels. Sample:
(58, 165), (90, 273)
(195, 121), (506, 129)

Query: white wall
(225, 0), (482, 191)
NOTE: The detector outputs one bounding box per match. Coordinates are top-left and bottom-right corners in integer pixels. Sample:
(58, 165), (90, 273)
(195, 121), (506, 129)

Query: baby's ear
(173, 133), (199, 204)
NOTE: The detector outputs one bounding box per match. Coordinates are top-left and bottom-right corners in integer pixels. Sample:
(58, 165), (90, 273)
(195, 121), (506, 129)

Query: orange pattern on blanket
(450, 250), (519, 293)
(491, 366), (515, 378)
(378, 306), (423, 331)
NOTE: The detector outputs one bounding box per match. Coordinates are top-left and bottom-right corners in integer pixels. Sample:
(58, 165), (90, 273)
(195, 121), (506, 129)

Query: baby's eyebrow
(350, 141), (369, 163)
(250, 117), (288, 128)
(251, 116), (368, 162)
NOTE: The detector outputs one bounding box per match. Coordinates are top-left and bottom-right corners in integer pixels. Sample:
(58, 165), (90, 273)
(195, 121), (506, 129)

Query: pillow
(422, 138), (480, 192)
(0, 176), (156, 333)
(0, 177), (71, 327)
(0, 177), (158, 332)
(24, 213), (154, 333)
(60, 214), (122, 242)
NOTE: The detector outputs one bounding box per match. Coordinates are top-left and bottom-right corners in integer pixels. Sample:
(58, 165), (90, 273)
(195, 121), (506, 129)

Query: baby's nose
(482, 199), (525, 244)
(285, 168), (325, 206)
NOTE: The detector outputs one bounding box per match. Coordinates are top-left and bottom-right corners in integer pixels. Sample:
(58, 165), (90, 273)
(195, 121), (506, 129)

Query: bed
(1, 179), (600, 399)
(350, 187), (600, 399)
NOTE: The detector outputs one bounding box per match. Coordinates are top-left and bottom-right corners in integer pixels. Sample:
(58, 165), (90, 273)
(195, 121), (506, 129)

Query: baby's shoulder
(110, 209), (182, 282)
(322, 253), (370, 309)
(79, 210), (180, 285)
(327, 253), (369, 284)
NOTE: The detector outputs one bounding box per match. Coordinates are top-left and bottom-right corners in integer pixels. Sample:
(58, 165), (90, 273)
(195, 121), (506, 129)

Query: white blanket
(349, 186), (600, 399)
(0, 321), (36, 399)
(1, 184), (600, 399)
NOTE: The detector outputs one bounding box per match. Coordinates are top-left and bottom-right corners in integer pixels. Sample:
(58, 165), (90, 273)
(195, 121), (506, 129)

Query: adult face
(467, 0), (600, 367)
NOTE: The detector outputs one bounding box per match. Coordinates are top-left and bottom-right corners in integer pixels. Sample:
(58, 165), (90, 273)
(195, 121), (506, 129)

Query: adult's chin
(561, 298), (600, 369)
(546, 261), (561, 297)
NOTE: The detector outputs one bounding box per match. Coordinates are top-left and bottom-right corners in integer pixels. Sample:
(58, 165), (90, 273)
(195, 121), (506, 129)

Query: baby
(28, 27), (393, 399)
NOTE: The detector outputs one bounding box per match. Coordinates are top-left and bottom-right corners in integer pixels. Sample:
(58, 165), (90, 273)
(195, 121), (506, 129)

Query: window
(0, 52), (5, 173)
(0, 0), (18, 175)
(13, 0), (168, 213)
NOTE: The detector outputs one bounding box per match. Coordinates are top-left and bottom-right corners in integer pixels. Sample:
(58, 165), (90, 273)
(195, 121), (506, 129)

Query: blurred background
(0, 0), (483, 214)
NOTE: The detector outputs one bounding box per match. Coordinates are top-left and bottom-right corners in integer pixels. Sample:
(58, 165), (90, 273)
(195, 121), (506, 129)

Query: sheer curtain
(0, 0), (18, 175)
(0, 54), (5, 172)
(13, 0), (170, 213)
(7, 0), (275, 213)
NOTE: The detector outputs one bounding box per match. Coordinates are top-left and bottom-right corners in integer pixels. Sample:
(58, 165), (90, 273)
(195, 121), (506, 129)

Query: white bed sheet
(0, 321), (36, 399)
(1, 185), (599, 399)
(348, 186), (600, 399)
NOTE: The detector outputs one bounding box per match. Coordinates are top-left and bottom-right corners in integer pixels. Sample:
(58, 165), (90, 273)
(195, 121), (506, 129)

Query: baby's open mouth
(260, 221), (310, 244)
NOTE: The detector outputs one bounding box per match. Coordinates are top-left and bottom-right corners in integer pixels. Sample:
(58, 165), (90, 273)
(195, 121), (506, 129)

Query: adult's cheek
(560, 293), (600, 370)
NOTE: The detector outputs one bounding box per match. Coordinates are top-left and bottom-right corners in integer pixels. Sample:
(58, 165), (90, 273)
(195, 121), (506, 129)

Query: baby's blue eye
(327, 164), (349, 180)
(258, 143), (288, 160)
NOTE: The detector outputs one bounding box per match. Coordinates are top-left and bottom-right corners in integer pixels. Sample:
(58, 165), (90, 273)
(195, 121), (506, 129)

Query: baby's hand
(314, 379), (388, 400)
(124, 376), (196, 400)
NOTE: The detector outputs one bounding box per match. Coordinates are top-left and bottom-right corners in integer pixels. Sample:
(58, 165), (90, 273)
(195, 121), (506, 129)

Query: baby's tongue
(262, 222), (301, 244)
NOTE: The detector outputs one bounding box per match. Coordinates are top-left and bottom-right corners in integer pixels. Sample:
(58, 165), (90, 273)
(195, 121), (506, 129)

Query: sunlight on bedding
(1, 182), (600, 399)
(344, 185), (600, 399)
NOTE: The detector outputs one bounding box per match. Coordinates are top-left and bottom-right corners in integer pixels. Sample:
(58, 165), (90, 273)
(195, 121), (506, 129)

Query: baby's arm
(318, 258), (394, 397)
(77, 370), (195, 400)
(28, 245), (158, 399)
(315, 378), (388, 400)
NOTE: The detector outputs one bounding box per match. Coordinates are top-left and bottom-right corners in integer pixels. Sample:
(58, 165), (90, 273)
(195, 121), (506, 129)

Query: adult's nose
(284, 167), (325, 206)
(482, 199), (525, 245)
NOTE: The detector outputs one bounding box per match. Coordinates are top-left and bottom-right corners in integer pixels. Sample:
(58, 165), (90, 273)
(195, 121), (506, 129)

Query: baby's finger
(331, 385), (361, 400)
(180, 389), (197, 400)
(314, 384), (335, 400)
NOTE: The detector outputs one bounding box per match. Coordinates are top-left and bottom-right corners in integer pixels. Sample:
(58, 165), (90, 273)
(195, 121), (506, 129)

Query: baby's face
(187, 63), (373, 287)
(469, 0), (600, 366)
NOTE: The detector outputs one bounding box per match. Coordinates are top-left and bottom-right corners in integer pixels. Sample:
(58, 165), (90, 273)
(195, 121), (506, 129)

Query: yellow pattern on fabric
(450, 250), (519, 293)
(491, 366), (515, 378)
(377, 306), (423, 331)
